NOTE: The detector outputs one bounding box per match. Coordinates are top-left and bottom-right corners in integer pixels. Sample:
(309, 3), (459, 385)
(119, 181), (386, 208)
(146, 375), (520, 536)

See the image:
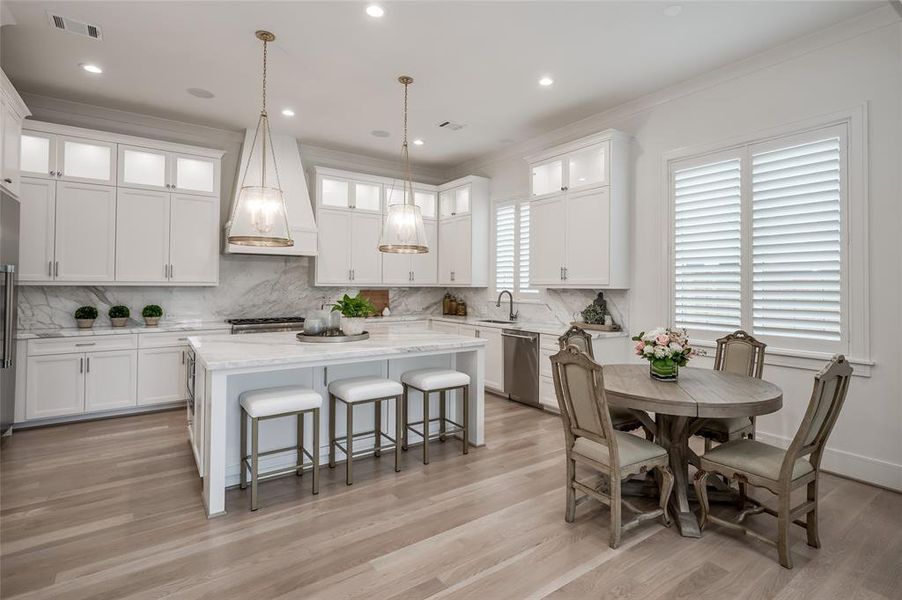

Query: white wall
(453, 10), (902, 489)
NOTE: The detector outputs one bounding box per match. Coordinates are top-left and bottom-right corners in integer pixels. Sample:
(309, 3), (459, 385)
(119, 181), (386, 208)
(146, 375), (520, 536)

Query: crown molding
(450, 5), (900, 177)
(300, 142), (450, 185)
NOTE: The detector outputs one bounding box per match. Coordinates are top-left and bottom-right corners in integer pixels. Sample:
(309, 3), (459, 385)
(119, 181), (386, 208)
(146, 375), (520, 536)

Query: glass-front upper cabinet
(414, 190), (436, 219)
(566, 142), (608, 190)
(320, 177), (350, 208)
(20, 132), (55, 178)
(440, 185), (470, 217)
(531, 159), (563, 197)
(119, 145), (169, 190)
(58, 136), (116, 184)
(353, 182), (382, 211)
(173, 154), (218, 196)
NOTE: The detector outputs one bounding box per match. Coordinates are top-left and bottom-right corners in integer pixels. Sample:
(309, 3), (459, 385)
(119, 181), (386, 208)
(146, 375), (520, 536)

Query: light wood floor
(1, 394), (900, 599)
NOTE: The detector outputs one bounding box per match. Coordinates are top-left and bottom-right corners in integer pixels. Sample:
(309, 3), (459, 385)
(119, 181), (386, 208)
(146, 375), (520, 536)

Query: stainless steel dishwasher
(502, 329), (540, 407)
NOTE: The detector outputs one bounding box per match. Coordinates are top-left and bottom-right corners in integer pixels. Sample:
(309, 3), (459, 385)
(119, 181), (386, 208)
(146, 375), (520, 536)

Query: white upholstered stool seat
(328, 376), (404, 403)
(401, 368), (470, 391)
(239, 386), (323, 418)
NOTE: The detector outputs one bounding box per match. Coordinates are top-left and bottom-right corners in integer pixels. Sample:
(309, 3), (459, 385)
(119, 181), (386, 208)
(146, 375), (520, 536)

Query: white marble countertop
(368, 314), (628, 339)
(190, 329), (486, 371)
(17, 320), (231, 340)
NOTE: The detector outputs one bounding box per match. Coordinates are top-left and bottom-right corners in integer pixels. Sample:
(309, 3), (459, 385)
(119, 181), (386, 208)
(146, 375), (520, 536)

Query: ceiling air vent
(437, 121), (466, 131)
(47, 12), (103, 40)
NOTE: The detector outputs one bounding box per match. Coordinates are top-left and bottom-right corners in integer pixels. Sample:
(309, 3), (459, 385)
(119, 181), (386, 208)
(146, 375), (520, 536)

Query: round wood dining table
(602, 364), (783, 538)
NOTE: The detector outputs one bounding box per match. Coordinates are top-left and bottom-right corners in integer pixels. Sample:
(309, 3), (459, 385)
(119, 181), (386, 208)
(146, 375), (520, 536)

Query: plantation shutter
(751, 136), (842, 341)
(673, 158), (742, 331)
(518, 202), (537, 295)
(495, 203), (516, 293)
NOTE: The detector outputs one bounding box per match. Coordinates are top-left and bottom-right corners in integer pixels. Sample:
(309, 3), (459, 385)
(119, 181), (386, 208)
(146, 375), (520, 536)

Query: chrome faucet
(496, 290), (519, 321)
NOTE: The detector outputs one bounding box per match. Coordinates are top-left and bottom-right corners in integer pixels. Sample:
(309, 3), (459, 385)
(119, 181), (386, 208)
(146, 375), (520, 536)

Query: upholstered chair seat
(700, 439), (814, 481)
(572, 431), (668, 470)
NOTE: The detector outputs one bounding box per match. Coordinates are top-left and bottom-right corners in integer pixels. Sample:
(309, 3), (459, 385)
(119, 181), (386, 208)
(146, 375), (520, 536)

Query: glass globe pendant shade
(379, 201), (428, 253)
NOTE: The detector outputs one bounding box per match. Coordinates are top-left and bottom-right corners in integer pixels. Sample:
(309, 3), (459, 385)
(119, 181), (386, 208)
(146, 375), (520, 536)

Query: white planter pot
(76, 319), (95, 329)
(341, 316), (366, 336)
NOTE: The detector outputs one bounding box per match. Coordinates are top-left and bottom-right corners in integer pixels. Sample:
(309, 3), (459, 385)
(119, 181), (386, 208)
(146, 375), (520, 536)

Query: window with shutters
(670, 123), (849, 354)
(495, 199), (537, 299)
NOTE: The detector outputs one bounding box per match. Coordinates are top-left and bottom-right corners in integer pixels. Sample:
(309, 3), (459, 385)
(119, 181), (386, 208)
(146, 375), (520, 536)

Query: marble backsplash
(17, 254), (628, 332)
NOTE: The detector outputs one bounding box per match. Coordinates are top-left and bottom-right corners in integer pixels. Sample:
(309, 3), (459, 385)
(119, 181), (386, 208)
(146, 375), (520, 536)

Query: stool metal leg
(394, 396), (402, 472)
(328, 393), (336, 468)
(240, 408), (248, 490)
(346, 401), (354, 486)
(297, 412), (305, 476)
(422, 390), (430, 465)
(312, 407), (320, 494)
(462, 384), (469, 455)
(401, 384), (409, 451)
(374, 400), (382, 458)
(251, 417), (260, 511)
(439, 390), (447, 442)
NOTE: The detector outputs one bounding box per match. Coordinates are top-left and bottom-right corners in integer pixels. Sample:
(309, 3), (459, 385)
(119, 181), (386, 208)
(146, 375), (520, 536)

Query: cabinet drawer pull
(178, 337), (187, 341)
(3, 178), (11, 184)
(54, 262), (59, 277)
(86, 357), (90, 373)
(75, 342), (96, 347)
(79, 357), (83, 373)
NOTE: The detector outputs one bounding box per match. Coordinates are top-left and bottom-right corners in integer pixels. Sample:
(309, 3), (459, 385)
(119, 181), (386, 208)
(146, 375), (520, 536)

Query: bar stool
(239, 386), (322, 511)
(328, 376), (404, 485)
(400, 368), (470, 464)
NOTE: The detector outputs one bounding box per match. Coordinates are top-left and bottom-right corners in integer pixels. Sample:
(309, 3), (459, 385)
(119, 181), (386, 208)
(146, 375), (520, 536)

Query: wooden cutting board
(361, 289), (389, 315)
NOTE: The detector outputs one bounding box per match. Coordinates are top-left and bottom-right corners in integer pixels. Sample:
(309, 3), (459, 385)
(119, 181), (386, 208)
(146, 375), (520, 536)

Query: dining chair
(558, 326), (656, 440)
(550, 344), (674, 548)
(694, 355), (853, 568)
(696, 330), (767, 451)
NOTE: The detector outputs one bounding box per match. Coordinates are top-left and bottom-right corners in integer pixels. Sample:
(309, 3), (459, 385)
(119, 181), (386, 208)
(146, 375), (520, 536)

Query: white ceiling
(0, 1), (883, 168)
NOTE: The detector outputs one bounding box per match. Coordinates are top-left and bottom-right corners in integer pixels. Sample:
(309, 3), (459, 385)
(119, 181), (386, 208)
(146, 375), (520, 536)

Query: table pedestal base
(657, 414), (700, 537)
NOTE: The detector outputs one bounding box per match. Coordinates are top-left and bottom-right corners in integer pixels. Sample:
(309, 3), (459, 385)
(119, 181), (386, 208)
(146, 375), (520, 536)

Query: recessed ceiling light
(80, 63), (103, 74)
(538, 76), (553, 87)
(664, 5), (683, 17)
(371, 129), (390, 138)
(281, 108), (295, 117)
(187, 87), (215, 99)
(412, 139), (424, 146)
(366, 4), (384, 18)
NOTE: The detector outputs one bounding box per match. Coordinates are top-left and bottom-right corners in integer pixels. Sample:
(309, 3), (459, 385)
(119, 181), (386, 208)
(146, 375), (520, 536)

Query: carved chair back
(550, 345), (619, 468)
(558, 325), (594, 359)
(714, 330), (767, 379)
(782, 355), (853, 477)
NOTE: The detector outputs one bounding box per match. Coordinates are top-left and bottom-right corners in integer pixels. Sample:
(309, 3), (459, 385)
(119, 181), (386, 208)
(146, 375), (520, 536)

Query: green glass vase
(649, 359), (679, 382)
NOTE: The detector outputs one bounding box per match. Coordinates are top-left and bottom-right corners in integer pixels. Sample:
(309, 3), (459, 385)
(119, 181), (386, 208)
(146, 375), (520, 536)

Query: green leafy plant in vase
(142, 304), (163, 327)
(74, 306), (98, 329)
(109, 305), (130, 327)
(332, 293), (375, 336)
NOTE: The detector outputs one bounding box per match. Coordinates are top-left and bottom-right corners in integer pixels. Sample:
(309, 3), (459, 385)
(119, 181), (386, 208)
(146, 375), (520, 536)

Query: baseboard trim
(755, 431), (902, 492)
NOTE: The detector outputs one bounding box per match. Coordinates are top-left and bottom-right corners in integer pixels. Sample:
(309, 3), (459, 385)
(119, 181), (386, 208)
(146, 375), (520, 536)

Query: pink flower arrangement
(631, 327), (700, 367)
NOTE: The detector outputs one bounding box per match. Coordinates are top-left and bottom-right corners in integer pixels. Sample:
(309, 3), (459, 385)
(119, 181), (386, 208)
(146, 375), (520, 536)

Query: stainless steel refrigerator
(1, 191), (19, 436)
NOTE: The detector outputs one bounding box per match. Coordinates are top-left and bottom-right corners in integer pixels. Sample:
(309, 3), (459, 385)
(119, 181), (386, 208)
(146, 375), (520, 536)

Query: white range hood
(224, 130), (317, 256)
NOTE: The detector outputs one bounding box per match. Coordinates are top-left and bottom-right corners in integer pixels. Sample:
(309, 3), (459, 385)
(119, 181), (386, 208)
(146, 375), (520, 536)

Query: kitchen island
(188, 328), (486, 517)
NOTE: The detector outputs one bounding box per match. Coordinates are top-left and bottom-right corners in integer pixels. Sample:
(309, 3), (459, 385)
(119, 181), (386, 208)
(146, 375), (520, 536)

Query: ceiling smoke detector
(437, 121), (466, 131)
(47, 12), (102, 40)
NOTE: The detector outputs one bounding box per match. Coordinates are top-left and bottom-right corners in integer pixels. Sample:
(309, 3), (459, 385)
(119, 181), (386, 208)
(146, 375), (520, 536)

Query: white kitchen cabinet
(476, 327), (504, 392)
(58, 136), (116, 185)
(317, 170), (384, 213)
(1, 71), (29, 197)
(383, 219), (437, 285)
(437, 176), (489, 287)
(54, 181), (117, 282)
(138, 347), (186, 406)
(26, 354), (85, 419)
(17, 177), (56, 282)
(84, 350), (137, 412)
(169, 194), (218, 283)
(19, 131), (55, 179)
(526, 130), (630, 289)
(115, 188), (171, 283)
(118, 145), (219, 197)
(314, 209), (382, 285)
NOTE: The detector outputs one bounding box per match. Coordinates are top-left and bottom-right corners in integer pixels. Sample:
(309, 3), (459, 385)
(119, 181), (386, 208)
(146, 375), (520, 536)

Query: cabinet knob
(2, 178), (11, 184)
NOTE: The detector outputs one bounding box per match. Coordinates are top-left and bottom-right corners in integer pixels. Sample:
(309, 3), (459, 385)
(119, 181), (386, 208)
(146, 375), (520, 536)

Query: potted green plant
(142, 304), (164, 327)
(74, 306), (98, 329)
(332, 293), (375, 336)
(109, 305), (130, 327)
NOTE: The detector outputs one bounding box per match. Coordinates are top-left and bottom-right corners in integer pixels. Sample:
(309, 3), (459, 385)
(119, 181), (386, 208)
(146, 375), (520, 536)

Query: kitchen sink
(479, 319), (517, 324)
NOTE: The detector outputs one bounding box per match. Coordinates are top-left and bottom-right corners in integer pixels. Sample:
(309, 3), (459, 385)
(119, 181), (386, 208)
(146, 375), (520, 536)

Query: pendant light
(379, 76), (428, 254)
(226, 30), (293, 247)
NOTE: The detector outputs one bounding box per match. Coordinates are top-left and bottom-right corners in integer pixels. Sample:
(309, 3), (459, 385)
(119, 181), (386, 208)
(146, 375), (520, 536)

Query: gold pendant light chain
(400, 76), (414, 206)
(261, 36), (268, 115)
